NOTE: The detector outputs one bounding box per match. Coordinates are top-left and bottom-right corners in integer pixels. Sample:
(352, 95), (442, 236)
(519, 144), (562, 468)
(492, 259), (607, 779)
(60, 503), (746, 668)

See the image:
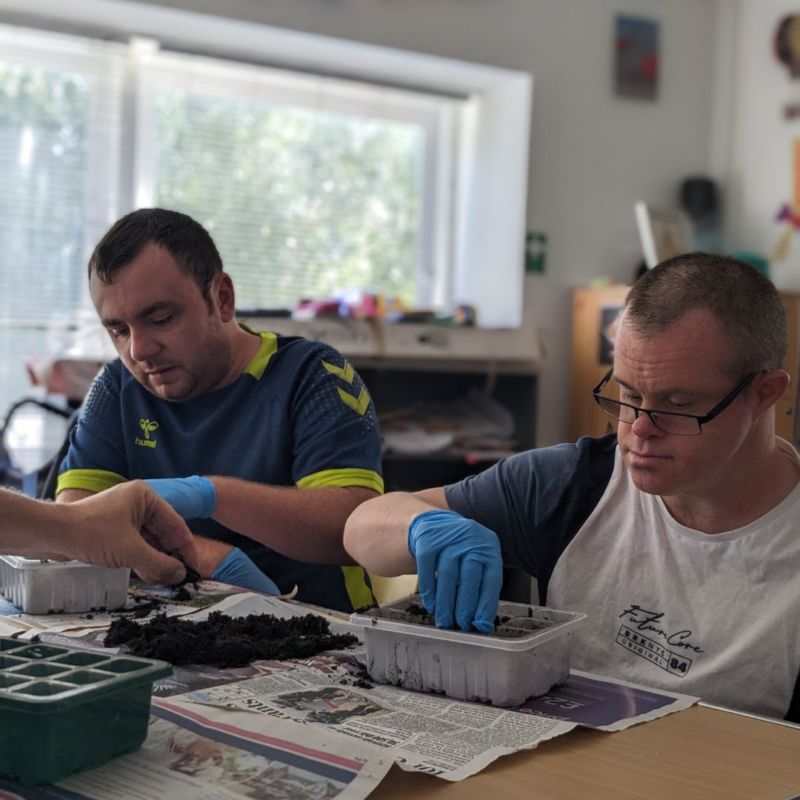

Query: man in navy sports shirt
(57, 208), (383, 612)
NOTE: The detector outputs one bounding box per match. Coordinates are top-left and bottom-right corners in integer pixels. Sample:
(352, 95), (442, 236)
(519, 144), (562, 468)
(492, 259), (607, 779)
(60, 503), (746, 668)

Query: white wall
(19, 0), (722, 444)
(711, 0), (800, 292)
(133, 0), (719, 445)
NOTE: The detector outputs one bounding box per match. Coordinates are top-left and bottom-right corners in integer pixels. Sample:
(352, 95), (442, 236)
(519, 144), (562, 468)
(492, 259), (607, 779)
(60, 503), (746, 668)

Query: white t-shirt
(547, 441), (800, 717)
(448, 435), (800, 718)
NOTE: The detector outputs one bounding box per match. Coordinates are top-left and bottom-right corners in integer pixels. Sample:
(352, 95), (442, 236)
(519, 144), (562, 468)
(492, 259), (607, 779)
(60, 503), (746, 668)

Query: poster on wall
(614, 15), (659, 100)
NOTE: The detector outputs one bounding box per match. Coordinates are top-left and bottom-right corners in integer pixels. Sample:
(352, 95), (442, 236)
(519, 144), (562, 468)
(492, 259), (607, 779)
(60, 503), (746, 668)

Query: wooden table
(371, 705), (800, 800)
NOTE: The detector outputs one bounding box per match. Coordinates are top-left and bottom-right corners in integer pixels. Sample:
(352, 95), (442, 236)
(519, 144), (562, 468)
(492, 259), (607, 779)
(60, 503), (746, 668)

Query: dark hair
(625, 252), (787, 376)
(88, 208), (223, 298)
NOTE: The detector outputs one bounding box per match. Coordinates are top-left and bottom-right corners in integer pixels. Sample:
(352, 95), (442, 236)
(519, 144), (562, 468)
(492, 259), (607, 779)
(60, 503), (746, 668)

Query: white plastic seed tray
(0, 557), (129, 614)
(350, 596), (587, 707)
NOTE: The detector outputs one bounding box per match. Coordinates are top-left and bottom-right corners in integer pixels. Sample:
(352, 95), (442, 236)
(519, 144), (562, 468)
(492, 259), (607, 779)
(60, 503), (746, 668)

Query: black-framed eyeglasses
(591, 369), (762, 435)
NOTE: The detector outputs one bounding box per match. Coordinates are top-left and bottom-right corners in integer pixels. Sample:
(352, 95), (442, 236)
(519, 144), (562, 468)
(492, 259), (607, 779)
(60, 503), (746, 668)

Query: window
(134, 42), (457, 311)
(0, 26), (124, 424)
(0, 6), (531, 421)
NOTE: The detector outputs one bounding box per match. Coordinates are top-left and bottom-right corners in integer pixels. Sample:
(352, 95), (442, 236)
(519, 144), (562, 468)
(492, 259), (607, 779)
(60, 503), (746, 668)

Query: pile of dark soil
(104, 611), (359, 668)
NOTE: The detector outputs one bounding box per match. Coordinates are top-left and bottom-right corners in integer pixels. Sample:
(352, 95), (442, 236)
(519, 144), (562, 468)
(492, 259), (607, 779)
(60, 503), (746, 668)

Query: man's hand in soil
(212, 548), (280, 595)
(147, 479), (280, 594)
(56, 481), (199, 585)
(145, 476), (216, 519)
(194, 537), (280, 595)
(407, 509), (503, 632)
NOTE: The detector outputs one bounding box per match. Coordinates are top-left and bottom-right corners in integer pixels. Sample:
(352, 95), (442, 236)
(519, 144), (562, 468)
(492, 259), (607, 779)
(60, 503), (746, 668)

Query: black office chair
(0, 398), (76, 498)
(37, 413), (79, 500)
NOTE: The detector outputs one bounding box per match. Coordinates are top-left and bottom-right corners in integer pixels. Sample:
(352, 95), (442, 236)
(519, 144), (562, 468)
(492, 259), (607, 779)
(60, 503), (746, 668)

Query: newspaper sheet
(0, 697), (391, 800)
(0, 580), (261, 638)
(0, 583), (308, 640)
(181, 653), (573, 781)
(180, 650), (697, 781)
(0, 584), (698, 786)
(518, 669), (697, 731)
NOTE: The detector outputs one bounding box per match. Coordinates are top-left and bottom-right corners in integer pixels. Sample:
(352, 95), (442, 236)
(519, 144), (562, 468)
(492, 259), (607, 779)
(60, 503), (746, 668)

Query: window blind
(135, 45), (457, 312)
(0, 24), (124, 421)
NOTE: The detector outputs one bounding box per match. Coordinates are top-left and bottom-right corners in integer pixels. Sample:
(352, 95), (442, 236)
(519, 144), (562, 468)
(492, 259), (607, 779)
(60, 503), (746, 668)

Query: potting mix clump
(105, 611), (359, 667)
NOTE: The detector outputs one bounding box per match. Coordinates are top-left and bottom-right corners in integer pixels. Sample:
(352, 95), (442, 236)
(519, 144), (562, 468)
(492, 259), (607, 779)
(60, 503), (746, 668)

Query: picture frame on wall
(614, 15), (659, 100)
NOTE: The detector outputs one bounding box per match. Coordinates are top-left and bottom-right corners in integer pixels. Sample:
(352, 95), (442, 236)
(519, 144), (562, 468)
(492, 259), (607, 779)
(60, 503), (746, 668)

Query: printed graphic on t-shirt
(616, 604), (703, 678)
(321, 359), (371, 415)
(135, 418), (159, 449)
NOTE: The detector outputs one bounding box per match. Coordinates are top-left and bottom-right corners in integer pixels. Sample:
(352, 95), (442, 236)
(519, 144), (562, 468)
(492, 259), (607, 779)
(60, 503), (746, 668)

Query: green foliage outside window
(0, 63), (87, 322)
(0, 55), (429, 421)
(154, 90), (422, 310)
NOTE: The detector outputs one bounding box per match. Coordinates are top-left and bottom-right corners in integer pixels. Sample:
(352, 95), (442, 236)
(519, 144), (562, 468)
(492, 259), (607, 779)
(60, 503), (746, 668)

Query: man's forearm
(210, 478), (378, 564)
(1, 489), (70, 557)
(343, 488), (447, 575)
(60, 478), (380, 566)
(56, 488), (94, 503)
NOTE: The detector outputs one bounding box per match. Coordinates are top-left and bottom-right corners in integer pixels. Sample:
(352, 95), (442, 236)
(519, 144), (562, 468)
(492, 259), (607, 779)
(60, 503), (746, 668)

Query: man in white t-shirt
(343, 252), (800, 721)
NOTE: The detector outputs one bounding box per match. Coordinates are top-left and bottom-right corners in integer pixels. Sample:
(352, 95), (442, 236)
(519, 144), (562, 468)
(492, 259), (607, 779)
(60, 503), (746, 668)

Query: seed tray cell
(0, 556), (130, 614)
(350, 596), (587, 707)
(0, 635), (170, 785)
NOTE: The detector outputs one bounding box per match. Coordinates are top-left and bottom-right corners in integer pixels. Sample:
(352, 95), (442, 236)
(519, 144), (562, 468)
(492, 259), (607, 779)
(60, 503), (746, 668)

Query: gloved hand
(408, 509), (503, 633)
(211, 547), (280, 595)
(144, 476), (216, 519)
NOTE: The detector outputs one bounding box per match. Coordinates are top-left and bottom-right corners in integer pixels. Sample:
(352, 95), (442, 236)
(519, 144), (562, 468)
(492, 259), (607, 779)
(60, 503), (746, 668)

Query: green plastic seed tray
(0, 636), (171, 785)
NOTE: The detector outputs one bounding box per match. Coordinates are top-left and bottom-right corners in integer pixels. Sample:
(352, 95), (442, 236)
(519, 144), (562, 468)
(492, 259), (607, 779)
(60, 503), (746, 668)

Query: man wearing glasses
(343, 252), (800, 722)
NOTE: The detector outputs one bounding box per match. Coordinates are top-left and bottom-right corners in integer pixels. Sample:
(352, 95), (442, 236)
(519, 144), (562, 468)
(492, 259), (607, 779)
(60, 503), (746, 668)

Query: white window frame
(0, 0), (532, 327)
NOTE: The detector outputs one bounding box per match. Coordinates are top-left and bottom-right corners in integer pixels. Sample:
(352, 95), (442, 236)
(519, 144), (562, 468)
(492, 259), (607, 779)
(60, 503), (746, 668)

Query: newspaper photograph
(0, 698), (391, 800)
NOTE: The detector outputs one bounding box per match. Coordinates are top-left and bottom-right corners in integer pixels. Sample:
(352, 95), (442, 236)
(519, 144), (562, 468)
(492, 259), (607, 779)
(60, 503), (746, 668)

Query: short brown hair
(625, 252), (787, 376)
(88, 208), (223, 299)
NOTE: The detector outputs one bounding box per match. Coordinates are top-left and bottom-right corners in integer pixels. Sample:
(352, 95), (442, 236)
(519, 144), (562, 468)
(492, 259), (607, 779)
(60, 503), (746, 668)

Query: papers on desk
(0, 580), (302, 641)
(176, 654), (698, 782)
(0, 585), (699, 794)
(519, 669), (698, 732)
(48, 697), (394, 800)
(0, 689), (392, 800)
(179, 652), (575, 782)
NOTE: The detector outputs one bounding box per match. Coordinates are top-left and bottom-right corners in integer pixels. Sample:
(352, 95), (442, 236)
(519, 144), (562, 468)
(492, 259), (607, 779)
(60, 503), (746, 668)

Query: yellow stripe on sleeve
(341, 565), (376, 611)
(296, 468), (383, 494)
(56, 469), (127, 496)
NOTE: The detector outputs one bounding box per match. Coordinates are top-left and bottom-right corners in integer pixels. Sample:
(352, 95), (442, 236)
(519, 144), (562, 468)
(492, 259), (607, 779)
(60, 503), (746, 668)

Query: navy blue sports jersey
(58, 330), (383, 611)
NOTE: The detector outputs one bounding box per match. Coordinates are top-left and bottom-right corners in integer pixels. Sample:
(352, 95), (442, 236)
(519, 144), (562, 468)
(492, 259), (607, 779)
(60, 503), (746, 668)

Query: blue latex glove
(408, 509), (503, 633)
(212, 547), (280, 595)
(144, 476), (216, 519)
